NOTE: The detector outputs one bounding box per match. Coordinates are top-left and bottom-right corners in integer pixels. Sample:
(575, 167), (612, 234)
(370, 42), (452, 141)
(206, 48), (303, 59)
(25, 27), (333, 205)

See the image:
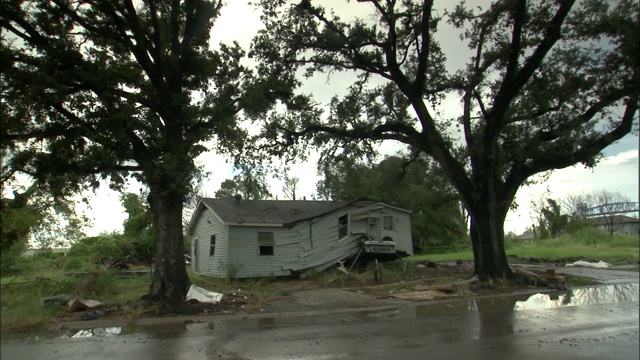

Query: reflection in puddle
(514, 283), (639, 311)
(72, 327), (122, 338)
(60, 283), (639, 338)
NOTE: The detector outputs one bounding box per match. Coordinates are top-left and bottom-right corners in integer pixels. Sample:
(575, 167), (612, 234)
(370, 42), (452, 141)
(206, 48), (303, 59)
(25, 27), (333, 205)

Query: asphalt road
(1, 282), (638, 360)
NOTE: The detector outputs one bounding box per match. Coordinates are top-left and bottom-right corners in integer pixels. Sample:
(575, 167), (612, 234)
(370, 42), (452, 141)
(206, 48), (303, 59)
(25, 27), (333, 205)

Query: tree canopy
(251, 0), (639, 278)
(1, 0), (291, 303)
(214, 169), (273, 200)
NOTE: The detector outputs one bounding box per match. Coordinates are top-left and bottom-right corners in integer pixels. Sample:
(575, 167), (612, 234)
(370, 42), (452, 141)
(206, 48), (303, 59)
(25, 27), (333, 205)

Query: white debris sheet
(565, 260), (610, 269)
(185, 285), (224, 303)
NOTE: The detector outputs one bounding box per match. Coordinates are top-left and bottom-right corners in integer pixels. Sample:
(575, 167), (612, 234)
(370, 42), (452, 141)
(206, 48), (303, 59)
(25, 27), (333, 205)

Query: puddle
(49, 283), (639, 339)
(514, 283), (639, 310)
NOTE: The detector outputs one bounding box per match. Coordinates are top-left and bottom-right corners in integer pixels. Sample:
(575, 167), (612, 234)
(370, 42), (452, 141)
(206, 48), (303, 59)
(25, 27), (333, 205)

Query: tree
(1, 1), (290, 303)
(317, 155), (466, 251)
(559, 191), (593, 232)
(121, 192), (155, 263)
(531, 198), (568, 239)
(282, 175), (300, 200)
(591, 190), (633, 236)
(251, 0), (638, 279)
(1, 169), (86, 253)
(214, 167), (273, 200)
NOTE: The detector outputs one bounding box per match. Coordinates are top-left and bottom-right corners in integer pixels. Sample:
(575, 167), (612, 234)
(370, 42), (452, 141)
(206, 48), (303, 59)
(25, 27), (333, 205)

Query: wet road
(1, 283), (638, 360)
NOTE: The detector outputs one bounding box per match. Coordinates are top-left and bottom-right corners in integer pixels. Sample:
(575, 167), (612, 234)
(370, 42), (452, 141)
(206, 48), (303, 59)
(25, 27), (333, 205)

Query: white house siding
(350, 205), (413, 255)
(380, 207), (413, 255)
(227, 226), (299, 278)
(191, 210), (229, 277)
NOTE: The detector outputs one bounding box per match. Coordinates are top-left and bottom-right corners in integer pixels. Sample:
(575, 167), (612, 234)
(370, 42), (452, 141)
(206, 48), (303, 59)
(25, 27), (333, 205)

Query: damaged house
(187, 196), (413, 279)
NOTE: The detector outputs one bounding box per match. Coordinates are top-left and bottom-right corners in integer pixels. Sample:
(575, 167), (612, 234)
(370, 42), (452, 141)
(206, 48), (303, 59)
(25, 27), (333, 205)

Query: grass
(1, 231), (637, 332)
(409, 233), (639, 265)
(1, 274), (77, 332)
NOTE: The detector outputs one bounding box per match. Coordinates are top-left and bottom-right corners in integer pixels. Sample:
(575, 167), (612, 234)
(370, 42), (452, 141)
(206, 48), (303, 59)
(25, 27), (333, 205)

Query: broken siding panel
(285, 209), (362, 271)
(191, 210), (229, 277)
(288, 236), (361, 272)
(227, 226), (301, 278)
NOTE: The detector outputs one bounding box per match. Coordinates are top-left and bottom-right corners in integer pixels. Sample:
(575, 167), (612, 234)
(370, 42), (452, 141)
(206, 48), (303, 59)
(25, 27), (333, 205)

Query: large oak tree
(1, 0), (292, 303)
(251, 0), (638, 278)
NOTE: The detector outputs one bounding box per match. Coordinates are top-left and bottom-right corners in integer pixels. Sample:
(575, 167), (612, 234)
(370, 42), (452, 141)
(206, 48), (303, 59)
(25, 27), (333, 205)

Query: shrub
(0, 242), (27, 276)
(62, 257), (88, 271)
(68, 235), (125, 263)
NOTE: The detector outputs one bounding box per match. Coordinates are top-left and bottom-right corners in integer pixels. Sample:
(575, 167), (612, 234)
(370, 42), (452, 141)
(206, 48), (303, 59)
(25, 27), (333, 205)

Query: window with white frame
(258, 232), (274, 256)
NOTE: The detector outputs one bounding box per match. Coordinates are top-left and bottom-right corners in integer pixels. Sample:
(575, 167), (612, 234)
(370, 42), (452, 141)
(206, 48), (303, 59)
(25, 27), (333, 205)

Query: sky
(80, 1), (639, 237)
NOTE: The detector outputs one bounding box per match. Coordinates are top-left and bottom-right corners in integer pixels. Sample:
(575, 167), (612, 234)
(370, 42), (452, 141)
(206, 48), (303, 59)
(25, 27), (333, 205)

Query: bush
(569, 227), (610, 245)
(0, 242), (27, 276)
(61, 257), (88, 271)
(68, 235), (125, 263)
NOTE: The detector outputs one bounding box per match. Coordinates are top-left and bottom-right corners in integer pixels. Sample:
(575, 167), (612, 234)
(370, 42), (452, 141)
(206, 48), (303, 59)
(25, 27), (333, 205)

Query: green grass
(410, 233), (639, 265)
(409, 251), (475, 262)
(2, 231), (637, 332)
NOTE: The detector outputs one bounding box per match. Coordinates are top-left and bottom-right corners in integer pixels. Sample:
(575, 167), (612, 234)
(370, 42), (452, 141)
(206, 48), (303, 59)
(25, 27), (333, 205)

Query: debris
(513, 266), (540, 279)
(67, 298), (103, 312)
(565, 260), (610, 269)
(389, 289), (457, 301)
(107, 255), (131, 270)
(185, 284), (223, 304)
(336, 260), (349, 275)
(373, 259), (384, 283)
(41, 294), (73, 307)
(412, 276), (479, 293)
(513, 267), (540, 286)
(81, 310), (105, 321)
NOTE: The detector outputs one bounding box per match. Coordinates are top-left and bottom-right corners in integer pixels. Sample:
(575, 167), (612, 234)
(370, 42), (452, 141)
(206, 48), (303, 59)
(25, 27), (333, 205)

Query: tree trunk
(468, 204), (513, 279)
(145, 190), (190, 304)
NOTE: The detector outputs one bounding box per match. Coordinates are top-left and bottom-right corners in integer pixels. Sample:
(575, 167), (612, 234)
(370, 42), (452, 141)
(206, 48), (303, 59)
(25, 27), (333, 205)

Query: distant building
(515, 230), (535, 241)
(22, 248), (71, 256)
(589, 215), (640, 235)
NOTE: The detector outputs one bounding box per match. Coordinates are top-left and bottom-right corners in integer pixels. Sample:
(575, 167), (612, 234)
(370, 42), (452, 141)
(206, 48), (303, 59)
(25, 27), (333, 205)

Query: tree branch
(414, 0), (434, 91)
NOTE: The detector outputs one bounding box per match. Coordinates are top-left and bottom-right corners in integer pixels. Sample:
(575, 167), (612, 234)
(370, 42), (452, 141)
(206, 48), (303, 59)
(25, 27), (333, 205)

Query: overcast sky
(80, 1), (639, 237)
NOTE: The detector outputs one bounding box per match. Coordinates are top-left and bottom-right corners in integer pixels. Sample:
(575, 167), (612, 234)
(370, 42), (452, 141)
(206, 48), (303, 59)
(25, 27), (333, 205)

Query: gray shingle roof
(201, 198), (357, 225)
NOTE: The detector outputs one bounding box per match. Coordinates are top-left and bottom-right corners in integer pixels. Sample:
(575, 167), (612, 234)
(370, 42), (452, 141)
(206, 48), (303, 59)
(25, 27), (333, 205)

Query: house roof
(588, 215), (639, 225)
(200, 198), (359, 226)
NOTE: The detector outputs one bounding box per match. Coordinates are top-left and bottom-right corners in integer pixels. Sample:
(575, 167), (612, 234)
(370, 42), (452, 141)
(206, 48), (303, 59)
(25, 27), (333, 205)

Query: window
(209, 235), (216, 256)
(338, 214), (348, 239)
(258, 232), (274, 256)
(383, 215), (394, 230)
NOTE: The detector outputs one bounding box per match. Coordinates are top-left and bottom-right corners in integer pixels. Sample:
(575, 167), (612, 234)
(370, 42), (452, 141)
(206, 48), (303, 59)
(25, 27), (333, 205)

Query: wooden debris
(390, 290), (458, 301)
(67, 298), (103, 312)
(108, 255), (131, 270)
(413, 276), (479, 294)
(513, 266), (539, 279)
